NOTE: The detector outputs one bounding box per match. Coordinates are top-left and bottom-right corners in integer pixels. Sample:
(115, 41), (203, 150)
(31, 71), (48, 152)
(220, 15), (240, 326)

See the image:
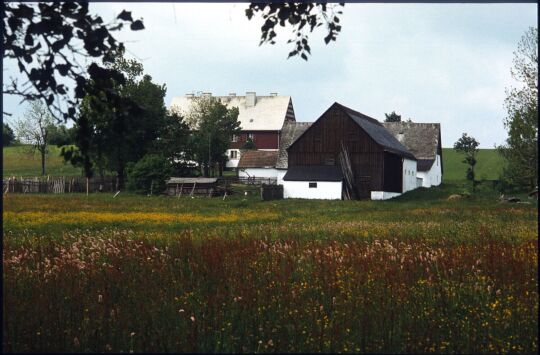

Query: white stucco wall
(238, 168), (279, 179)
(371, 191), (401, 200)
(225, 149), (240, 168)
(417, 154), (442, 188)
(283, 180), (342, 199)
(277, 170), (287, 185)
(402, 158), (418, 193)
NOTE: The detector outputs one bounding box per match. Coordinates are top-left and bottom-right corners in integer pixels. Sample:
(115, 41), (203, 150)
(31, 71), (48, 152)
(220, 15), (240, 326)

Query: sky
(3, 3), (537, 148)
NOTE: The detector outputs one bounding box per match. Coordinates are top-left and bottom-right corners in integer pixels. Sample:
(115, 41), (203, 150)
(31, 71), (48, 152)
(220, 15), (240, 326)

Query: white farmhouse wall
(226, 149), (240, 168)
(238, 168), (279, 179)
(283, 181), (342, 199)
(276, 170), (287, 185)
(402, 158), (418, 193)
(417, 154), (442, 188)
(371, 191), (401, 200)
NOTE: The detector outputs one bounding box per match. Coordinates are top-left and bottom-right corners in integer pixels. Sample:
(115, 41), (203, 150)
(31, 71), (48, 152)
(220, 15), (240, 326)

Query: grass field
(3, 184), (537, 353)
(2, 145), (83, 177)
(442, 148), (505, 182)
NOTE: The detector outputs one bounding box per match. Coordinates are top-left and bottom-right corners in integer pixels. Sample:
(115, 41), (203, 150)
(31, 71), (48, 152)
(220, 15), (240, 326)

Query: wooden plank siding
(288, 105), (391, 198)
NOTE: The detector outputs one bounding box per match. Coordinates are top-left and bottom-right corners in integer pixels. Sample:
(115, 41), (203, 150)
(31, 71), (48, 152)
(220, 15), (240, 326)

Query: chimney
(185, 93), (194, 98)
(246, 92), (256, 107)
(229, 92), (236, 97)
(202, 92), (212, 97)
(269, 92), (277, 97)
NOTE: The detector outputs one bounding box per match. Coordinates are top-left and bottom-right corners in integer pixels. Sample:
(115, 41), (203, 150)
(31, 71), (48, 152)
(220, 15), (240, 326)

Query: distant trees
(454, 133), (480, 192)
(187, 96), (241, 177)
(498, 27), (538, 191)
(3, 123), (16, 146)
(15, 101), (55, 175)
(46, 124), (74, 147)
(384, 111), (402, 122)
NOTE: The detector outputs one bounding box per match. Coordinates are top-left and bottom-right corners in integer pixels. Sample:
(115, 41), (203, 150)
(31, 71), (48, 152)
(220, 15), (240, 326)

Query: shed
(165, 177), (219, 197)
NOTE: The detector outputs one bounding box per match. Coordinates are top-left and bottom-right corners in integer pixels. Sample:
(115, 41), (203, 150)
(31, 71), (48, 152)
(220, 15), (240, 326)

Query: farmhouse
(237, 121), (312, 183)
(169, 92), (296, 168)
(383, 122), (443, 188)
(284, 103), (418, 200)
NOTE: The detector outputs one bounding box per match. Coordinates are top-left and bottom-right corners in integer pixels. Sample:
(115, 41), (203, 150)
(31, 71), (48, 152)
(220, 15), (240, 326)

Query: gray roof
(276, 121), (312, 169)
(382, 122), (441, 160)
(335, 103), (416, 160)
(167, 177), (218, 184)
(417, 159), (435, 172)
(283, 165), (343, 181)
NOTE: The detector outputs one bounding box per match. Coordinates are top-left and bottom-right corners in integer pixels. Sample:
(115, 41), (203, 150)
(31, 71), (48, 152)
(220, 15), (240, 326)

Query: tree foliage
(246, 3), (343, 60)
(240, 138), (257, 150)
(46, 123), (74, 147)
(454, 133), (480, 191)
(67, 53), (170, 188)
(384, 111), (402, 123)
(15, 101), (55, 175)
(187, 97), (241, 177)
(498, 27), (538, 190)
(126, 154), (172, 195)
(3, 123), (16, 146)
(3, 2), (144, 121)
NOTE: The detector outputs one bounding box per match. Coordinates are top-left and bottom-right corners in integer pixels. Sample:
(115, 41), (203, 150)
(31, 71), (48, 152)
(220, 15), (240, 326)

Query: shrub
(127, 154), (172, 194)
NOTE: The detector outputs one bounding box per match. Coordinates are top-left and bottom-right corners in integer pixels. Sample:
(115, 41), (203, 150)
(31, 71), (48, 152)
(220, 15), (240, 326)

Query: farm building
(383, 122), (443, 188)
(169, 92), (296, 168)
(165, 177), (219, 197)
(237, 121), (312, 183)
(284, 103), (418, 200)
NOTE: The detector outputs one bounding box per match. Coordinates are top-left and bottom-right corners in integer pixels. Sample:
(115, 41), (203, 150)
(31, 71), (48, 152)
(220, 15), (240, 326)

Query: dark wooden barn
(286, 102), (416, 199)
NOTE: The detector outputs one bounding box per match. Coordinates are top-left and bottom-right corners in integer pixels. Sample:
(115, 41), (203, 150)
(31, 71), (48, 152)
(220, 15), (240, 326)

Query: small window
(230, 150), (238, 159)
(309, 182), (317, 188)
(231, 134), (239, 143)
(324, 154), (335, 166)
(248, 133), (254, 140)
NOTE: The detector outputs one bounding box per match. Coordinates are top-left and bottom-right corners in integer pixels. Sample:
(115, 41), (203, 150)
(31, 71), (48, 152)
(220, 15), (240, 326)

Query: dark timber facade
(287, 103), (416, 199)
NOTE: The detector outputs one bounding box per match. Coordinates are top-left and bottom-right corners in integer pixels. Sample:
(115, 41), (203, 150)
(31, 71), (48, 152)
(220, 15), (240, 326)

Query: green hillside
(442, 148), (506, 182)
(3, 145), (83, 177)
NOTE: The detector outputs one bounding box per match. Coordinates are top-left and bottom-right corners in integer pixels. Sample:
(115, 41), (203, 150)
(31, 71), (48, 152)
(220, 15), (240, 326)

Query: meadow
(441, 148), (505, 182)
(3, 145), (83, 177)
(2, 184), (538, 353)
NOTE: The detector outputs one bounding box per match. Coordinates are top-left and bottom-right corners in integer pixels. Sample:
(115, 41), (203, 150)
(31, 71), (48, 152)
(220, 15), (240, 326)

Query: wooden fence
(219, 176), (277, 186)
(3, 176), (118, 194)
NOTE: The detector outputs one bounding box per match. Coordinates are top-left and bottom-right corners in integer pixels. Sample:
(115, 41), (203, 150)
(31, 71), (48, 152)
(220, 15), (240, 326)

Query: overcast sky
(3, 3), (537, 148)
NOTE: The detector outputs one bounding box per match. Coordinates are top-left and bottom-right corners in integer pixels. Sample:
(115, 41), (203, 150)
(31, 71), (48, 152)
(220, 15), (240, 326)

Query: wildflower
(190, 316), (196, 322)
(73, 337), (80, 347)
(130, 332), (136, 337)
(98, 294), (103, 303)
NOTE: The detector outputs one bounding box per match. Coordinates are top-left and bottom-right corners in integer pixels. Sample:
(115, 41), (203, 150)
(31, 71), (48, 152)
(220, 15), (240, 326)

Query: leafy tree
(68, 53), (169, 188)
(384, 111), (402, 123)
(3, 123), (16, 146)
(454, 133), (480, 192)
(187, 96), (241, 177)
(246, 3), (344, 60)
(153, 108), (193, 174)
(240, 138), (257, 150)
(3, 2), (144, 121)
(46, 123), (74, 147)
(498, 27), (538, 190)
(127, 154), (172, 195)
(15, 101), (55, 175)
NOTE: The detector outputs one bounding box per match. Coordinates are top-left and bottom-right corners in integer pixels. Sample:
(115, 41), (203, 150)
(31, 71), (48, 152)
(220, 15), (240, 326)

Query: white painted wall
(239, 168), (279, 179)
(371, 191), (401, 200)
(283, 180), (342, 199)
(402, 158), (418, 193)
(277, 170), (287, 185)
(417, 154), (442, 188)
(226, 149), (240, 168)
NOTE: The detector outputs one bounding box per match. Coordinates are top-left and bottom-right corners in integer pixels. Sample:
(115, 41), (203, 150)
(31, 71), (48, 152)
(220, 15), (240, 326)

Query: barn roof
(167, 177), (218, 184)
(417, 159), (435, 172)
(283, 165), (343, 182)
(169, 93), (294, 131)
(334, 103), (416, 160)
(276, 121), (312, 169)
(382, 122), (441, 160)
(237, 150), (279, 168)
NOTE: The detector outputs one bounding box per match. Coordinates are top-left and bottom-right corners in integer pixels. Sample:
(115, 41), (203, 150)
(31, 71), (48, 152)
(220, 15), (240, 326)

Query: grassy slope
(442, 148), (505, 181)
(3, 145), (506, 182)
(2, 145), (82, 177)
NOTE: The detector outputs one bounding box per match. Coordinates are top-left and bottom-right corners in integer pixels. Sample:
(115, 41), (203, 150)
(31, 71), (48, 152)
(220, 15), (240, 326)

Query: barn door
(356, 176), (371, 199)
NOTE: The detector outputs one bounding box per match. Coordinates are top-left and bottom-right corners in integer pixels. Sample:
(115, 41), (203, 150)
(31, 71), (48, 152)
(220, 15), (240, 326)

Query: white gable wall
(402, 158), (418, 193)
(283, 181), (342, 199)
(417, 154), (442, 188)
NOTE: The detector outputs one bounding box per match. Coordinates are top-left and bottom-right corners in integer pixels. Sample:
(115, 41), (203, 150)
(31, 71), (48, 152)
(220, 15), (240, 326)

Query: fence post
(86, 177), (89, 196)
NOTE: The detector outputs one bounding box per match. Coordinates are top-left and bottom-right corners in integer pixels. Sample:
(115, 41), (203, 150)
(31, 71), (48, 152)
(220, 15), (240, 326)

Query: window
(248, 133), (254, 140)
(309, 182), (317, 188)
(230, 150), (238, 159)
(231, 134), (239, 143)
(323, 154), (335, 166)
